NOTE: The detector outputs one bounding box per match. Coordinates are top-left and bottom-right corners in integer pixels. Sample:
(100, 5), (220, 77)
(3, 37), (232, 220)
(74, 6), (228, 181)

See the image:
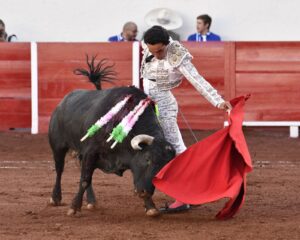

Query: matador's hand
(218, 101), (232, 111)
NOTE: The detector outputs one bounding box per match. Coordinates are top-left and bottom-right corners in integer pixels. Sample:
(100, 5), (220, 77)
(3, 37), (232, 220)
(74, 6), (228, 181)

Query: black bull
(48, 86), (176, 217)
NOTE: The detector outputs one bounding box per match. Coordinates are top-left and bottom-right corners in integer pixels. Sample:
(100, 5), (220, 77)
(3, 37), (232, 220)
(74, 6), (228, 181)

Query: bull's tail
(74, 55), (117, 90)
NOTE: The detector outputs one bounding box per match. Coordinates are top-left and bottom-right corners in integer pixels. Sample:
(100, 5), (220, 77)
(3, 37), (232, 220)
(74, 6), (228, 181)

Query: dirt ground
(0, 128), (299, 240)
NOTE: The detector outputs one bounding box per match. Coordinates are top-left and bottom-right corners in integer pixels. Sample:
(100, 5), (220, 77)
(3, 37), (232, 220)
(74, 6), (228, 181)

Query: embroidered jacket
(141, 40), (225, 107)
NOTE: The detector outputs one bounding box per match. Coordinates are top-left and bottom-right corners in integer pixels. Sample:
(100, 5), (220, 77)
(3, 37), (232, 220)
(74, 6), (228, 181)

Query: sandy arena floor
(0, 128), (299, 240)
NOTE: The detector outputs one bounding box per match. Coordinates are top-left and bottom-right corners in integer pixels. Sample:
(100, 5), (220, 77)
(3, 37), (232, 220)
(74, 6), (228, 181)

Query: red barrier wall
(0, 43), (31, 130)
(1, 42), (299, 133)
(38, 42), (133, 133)
(177, 42), (300, 128)
(234, 42), (300, 121)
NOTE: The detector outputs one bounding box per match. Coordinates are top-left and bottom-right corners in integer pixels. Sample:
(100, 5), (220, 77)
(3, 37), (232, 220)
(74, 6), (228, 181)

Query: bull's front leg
(138, 192), (160, 217)
(67, 153), (96, 216)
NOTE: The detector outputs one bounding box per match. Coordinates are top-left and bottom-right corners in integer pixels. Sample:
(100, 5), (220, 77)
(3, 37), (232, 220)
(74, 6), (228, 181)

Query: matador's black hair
(143, 25), (170, 45)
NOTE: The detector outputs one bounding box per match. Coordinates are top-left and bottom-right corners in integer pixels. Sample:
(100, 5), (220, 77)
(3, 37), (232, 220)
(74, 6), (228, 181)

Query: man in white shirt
(187, 14), (221, 42)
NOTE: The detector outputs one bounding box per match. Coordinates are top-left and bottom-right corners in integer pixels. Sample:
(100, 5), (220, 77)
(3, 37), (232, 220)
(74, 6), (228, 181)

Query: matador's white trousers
(143, 79), (187, 154)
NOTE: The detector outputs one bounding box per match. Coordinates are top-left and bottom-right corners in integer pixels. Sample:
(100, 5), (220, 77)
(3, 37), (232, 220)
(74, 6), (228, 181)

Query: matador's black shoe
(159, 203), (191, 213)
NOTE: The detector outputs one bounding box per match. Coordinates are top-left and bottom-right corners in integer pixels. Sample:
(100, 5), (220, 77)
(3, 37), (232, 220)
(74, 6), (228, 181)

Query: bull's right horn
(131, 134), (154, 150)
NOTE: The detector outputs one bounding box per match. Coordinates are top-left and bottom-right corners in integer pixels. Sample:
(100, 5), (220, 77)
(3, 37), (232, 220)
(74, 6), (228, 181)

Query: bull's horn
(131, 135), (154, 150)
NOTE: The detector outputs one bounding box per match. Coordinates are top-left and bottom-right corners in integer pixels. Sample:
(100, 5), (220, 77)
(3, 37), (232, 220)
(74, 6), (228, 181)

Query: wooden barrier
(38, 42), (133, 132)
(0, 42), (299, 133)
(234, 42), (300, 121)
(0, 43), (31, 130)
(177, 42), (300, 133)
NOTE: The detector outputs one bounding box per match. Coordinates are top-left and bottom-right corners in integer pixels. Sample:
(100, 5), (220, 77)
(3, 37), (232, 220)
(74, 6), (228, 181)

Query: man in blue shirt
(187, 14), (221, 42)
(108, 22), (138, 42)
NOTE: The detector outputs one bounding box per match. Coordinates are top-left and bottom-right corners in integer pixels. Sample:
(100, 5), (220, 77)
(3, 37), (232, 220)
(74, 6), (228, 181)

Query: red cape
(153, 96), (252, 220)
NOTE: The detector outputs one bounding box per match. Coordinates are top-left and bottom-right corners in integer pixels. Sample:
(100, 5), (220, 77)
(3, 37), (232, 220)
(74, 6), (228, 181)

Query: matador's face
(146, 43), (168, 60)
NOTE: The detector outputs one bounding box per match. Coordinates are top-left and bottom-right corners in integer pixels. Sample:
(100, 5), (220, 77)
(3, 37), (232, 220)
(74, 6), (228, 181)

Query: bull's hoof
(67, 208), (76, 216)
(146, 208), (160, 217)
(67, 208), (82, 217)
(138, 191), (150, 198)
(49, 198), (61, 206)
(87, 203), (96, 210)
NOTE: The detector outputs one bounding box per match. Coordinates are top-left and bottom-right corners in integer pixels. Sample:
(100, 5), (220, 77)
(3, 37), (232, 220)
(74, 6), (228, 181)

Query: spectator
(187, 14), (221, 42)
(108, 22), (138, 42)
(0, 19), (17, 42)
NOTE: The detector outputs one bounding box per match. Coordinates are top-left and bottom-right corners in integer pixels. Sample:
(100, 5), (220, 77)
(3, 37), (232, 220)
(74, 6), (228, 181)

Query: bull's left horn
(131, 135), (154, 150)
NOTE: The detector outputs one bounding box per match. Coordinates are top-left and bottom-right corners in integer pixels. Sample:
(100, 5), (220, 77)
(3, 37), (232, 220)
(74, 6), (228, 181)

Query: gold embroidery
(167, 41), (192, 67)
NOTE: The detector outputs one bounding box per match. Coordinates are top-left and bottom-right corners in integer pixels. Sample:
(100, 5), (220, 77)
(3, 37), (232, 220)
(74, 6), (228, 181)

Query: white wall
(1, 0), (299, 42)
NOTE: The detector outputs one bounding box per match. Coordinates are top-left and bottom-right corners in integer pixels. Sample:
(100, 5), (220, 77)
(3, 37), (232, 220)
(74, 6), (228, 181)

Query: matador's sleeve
(178, 58), (225, 107)
(167, 41), (225, 108)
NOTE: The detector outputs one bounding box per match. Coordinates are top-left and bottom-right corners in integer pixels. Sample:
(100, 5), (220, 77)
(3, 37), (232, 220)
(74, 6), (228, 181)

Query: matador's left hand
(218, 101), (232, 111)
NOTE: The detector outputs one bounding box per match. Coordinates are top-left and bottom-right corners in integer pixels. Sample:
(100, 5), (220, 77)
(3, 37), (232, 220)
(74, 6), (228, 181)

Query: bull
(48, 57), (175, 217)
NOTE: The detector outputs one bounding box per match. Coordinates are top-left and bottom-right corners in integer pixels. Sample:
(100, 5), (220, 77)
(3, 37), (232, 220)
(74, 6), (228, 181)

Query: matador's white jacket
(141, 39), (225, 108)
(140, 39), (225, 154)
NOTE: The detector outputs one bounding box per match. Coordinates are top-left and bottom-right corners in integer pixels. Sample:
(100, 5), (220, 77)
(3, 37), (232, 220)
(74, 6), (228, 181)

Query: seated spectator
(187, 14), (221, 42)
(108, 22), (138, 42)
(0, 19), (17, 42)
